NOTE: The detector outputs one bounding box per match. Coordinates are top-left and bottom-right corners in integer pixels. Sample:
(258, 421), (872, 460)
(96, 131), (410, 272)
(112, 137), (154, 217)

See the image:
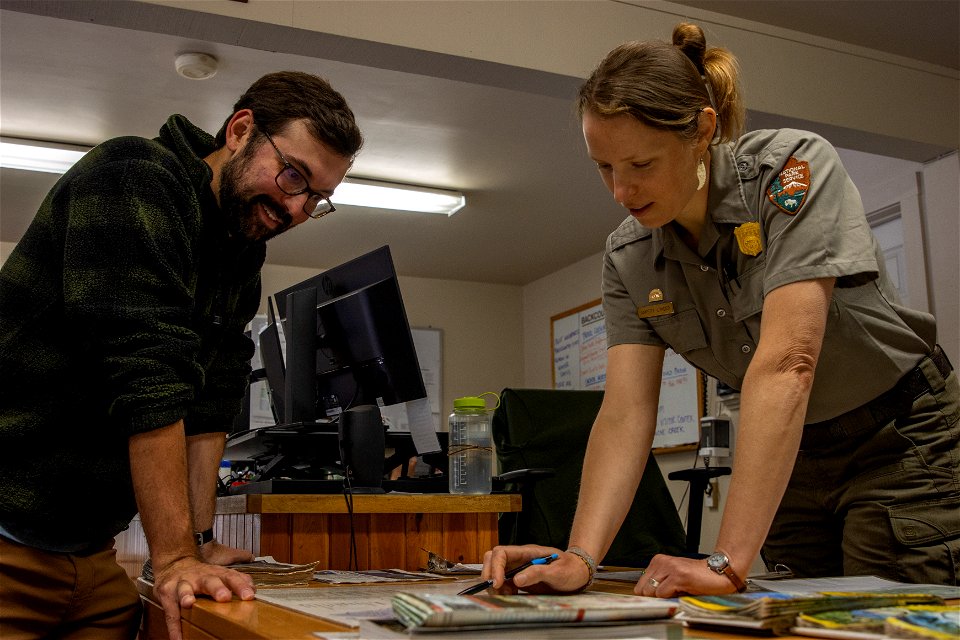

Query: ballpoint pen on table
(456, 553), (560, 596)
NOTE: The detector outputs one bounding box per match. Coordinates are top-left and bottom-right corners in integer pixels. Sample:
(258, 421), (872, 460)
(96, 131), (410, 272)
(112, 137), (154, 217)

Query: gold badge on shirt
(637, 288), (674, 318)
(734, 222), (762, 256)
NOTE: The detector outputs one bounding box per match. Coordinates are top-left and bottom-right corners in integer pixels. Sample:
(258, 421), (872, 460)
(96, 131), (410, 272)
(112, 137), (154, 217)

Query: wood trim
(139, 591), (346, 640)
(244, 493), (521, 514)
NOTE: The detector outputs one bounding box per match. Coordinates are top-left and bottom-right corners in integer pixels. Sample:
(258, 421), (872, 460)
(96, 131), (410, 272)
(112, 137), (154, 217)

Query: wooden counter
(118, 493), (521, 577)
(137, 579), (348, 640)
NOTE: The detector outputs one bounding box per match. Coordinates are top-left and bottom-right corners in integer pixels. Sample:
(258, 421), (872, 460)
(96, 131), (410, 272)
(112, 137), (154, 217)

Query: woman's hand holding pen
(480, 545), (592, 595)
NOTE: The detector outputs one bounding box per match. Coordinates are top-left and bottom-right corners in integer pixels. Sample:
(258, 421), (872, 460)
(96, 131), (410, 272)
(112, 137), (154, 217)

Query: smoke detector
(175, 53), (219, 80)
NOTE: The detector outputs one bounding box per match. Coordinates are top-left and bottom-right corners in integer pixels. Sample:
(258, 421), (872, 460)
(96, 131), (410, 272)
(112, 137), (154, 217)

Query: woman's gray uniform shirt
(602, 128), (936, 424)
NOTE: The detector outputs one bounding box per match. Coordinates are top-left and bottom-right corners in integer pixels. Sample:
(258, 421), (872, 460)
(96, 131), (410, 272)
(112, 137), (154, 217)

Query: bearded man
(0, 71), (363, 640)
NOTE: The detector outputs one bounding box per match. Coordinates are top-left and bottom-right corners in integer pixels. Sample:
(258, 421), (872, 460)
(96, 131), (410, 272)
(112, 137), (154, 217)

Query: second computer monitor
(271, 245), (427, 425)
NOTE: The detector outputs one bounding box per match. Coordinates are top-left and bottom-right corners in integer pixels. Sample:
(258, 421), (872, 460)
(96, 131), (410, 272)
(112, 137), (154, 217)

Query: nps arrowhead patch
(767, 156), (810, 215)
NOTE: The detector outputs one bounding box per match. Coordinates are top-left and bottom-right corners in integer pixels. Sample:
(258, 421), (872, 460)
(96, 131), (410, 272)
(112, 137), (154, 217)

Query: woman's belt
(800, 346), (953, 450)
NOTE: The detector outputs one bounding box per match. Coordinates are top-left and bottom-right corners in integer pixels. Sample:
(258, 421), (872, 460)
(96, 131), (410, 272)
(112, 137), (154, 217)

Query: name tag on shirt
(637, 302), (675, 319)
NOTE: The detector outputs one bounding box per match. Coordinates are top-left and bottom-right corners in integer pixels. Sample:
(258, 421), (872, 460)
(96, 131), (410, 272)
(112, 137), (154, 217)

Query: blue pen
(457, 553), (560, 595)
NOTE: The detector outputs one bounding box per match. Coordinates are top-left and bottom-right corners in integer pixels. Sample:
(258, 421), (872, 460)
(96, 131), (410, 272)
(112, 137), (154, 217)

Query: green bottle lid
(453, 396), (486, 410)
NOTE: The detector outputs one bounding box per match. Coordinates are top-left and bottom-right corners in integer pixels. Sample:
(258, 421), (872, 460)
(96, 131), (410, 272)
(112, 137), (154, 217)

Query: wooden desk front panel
(119, 494), (518, 578)
(216, 511), (498, 571)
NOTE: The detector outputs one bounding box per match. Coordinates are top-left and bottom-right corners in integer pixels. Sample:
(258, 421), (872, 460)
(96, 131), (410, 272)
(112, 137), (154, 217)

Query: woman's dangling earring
(696, 157), (707, 191)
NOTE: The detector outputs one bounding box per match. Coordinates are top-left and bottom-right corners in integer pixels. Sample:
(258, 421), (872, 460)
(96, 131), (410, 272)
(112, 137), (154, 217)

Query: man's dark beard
(219, 139), (293, 242)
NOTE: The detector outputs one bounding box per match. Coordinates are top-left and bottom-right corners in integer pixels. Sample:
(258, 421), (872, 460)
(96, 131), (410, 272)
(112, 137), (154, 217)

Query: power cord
(336, 415), (359, 571)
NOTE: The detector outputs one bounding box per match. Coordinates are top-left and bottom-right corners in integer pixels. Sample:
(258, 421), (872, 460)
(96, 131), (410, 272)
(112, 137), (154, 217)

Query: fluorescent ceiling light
(1, 139), (466, 216)
(336, 178), (466, 216)
(1, 138), (90, 174)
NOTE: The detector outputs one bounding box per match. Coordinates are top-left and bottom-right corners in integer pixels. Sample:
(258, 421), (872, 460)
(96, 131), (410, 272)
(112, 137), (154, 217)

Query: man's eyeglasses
(264, 132), (336, 219)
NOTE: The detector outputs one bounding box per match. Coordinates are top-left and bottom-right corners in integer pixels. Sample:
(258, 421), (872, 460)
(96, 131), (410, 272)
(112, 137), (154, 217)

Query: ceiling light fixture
(336, 178), (466, 216)
(0, 138), (90, 174)
(1, 139), (467, 216)
(174, 52), (219, 80)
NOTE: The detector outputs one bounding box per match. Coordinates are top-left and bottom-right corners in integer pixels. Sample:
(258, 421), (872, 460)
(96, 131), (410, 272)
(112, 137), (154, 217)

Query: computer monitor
(272, 245), (427, 425)
(226, 246), (435, 493)
(257, 319), (285, 425)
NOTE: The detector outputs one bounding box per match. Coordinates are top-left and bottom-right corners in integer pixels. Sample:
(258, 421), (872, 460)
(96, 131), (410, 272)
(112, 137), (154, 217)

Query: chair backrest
(492, 388), (686, 567)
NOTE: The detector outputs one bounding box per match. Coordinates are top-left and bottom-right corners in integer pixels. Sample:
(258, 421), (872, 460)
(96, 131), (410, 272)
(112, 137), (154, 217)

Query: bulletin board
(551, 299), (702, 452)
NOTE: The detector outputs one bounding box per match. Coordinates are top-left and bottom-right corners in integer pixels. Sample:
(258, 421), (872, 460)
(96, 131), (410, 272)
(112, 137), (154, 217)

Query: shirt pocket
(730, 262), (765, 323)
(649, 308), (708, 355)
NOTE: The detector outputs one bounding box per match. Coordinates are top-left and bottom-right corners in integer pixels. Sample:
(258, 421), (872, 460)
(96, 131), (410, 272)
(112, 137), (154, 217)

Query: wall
(522, 251), (606, 390)
(835, 149), (929, 312)
(920, 152), (960, 365)
(0, 241), (14, 266)
(260, 262), (525, 424)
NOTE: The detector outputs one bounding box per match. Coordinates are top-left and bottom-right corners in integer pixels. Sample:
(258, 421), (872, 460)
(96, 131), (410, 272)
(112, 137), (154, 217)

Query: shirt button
(741, 344), (752, 354)
(716, 309), (726, 317)
(700, 265), (710, 272)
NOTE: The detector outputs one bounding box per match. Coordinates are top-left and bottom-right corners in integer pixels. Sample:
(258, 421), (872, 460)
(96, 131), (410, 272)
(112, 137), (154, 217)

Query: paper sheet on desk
(256, 584), (400, 628)
(381, 397), (440, 454)
(258, 581), (484, 629)
(312, 569), (444, 584)
(749, 575), (960, 599)
(406, 396), (441, 454)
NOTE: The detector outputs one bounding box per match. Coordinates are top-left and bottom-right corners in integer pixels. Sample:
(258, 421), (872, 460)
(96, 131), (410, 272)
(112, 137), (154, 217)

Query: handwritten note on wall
(551, 300), (701, 451)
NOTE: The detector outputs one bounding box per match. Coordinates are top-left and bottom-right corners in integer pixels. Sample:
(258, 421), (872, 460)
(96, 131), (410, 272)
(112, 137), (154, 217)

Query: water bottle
(448, 395), (494, 494)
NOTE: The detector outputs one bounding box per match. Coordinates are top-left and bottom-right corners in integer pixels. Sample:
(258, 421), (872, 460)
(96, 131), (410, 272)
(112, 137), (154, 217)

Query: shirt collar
(155, 114), (217, 197)
(662, 142), (757, 263)
(707, 142), (755, 225)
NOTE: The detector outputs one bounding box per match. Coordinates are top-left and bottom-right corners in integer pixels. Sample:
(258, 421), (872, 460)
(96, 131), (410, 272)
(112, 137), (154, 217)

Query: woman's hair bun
(672, 22), (706, 74)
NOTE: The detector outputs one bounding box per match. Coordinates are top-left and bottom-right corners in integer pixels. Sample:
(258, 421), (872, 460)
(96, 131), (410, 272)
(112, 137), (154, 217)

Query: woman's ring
(648, 577), (660, 588)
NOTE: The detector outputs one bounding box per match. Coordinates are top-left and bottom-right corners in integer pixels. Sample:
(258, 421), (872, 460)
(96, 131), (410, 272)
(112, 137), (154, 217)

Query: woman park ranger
(481, 22), (959, 597)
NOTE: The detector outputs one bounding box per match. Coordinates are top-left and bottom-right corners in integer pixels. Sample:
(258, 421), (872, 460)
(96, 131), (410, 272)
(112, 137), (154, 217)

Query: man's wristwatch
(194, 528), (214, 547)
(706, 551), (747, 592)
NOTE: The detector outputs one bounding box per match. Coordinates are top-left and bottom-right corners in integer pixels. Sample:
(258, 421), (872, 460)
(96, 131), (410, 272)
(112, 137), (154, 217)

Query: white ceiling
(672, 0), (959, 71)
(1, 1), (956, 285)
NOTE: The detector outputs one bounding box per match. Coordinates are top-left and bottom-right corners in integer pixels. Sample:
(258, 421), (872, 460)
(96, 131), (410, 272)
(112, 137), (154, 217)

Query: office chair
(667, 466), (731, 555)
(492, 388), (687, 567)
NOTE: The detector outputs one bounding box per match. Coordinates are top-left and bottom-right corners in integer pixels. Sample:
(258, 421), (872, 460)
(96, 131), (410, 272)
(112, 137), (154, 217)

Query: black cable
(336, 418), (359, 571)
(341, 472), (358, 571)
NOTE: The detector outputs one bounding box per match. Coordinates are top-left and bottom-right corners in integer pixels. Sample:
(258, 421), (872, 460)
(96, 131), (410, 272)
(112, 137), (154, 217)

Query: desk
(137, 579), (345, 640)
(117, 493), (520, 577)
(136, 578), (811, 640)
